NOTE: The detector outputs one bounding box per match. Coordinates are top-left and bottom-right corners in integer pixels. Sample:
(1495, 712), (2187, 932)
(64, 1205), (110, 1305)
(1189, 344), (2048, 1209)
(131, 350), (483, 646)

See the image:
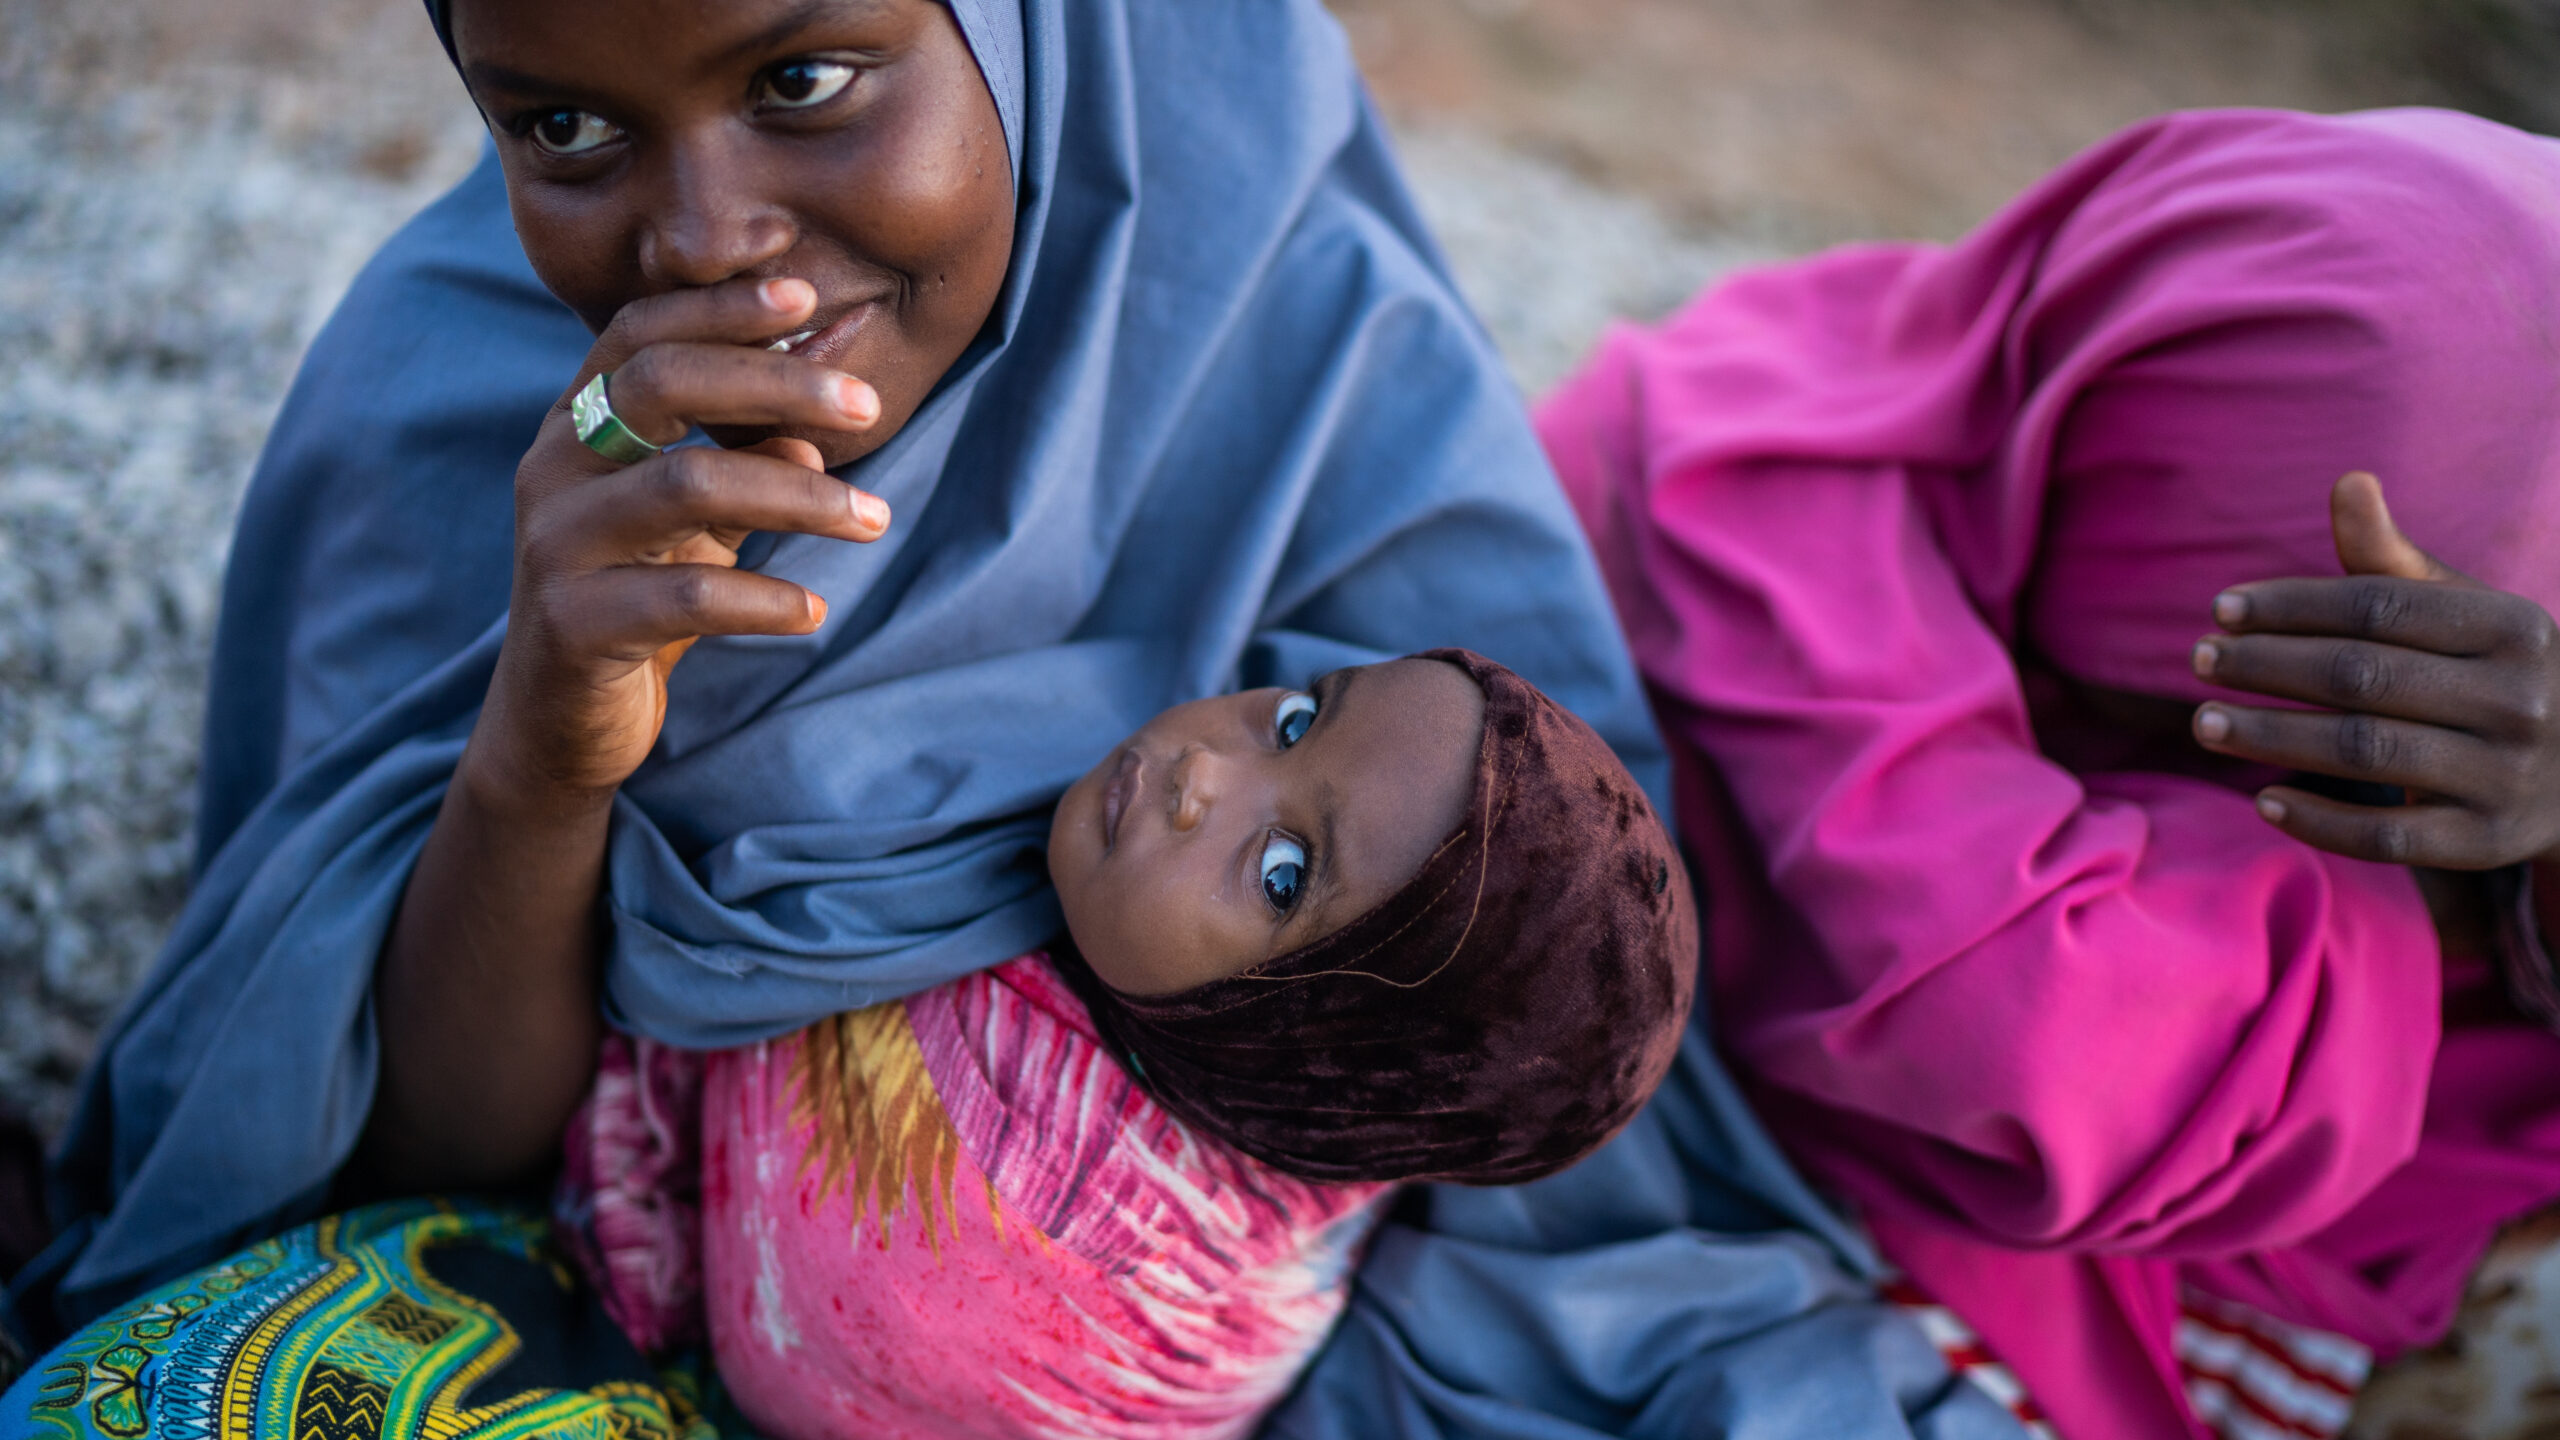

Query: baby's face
(1049, 659), (1487, 996)
(447, 0), (1016, 468)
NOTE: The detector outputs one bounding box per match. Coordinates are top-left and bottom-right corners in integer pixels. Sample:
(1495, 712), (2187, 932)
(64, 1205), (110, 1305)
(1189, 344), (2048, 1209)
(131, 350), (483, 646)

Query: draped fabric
(697, 956), (1387, 1439)
(1536, 107), (2560, 1439)
(30, 2), (2033, 1434)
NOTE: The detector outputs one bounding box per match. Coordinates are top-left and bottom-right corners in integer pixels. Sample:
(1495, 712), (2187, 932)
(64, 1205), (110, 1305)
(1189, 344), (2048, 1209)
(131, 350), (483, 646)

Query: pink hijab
(1540, 107), (2560, 1440)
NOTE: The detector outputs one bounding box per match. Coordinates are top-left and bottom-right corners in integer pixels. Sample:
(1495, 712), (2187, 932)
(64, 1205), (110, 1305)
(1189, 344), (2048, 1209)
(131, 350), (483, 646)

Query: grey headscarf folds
(32, 2), (2027, 1435)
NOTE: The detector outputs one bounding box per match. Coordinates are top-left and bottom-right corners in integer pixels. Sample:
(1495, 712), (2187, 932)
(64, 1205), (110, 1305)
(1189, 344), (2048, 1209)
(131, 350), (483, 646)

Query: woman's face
(449, 0), (1017, 467)
(1049, 659), (1488, 997)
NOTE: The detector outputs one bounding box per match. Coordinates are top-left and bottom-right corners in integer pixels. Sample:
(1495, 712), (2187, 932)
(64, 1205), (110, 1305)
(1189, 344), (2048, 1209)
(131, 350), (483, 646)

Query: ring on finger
(572, 372), (664, 465)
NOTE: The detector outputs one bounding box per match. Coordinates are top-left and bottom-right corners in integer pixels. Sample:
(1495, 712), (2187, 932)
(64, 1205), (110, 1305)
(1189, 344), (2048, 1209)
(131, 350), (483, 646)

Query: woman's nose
(638, 145), (798, 288)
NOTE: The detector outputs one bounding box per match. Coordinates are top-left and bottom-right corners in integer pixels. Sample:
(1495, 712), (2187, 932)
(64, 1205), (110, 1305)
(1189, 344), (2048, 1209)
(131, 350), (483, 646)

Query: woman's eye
(759, 59), (857, 110)
(526, 109), (620, 157)
(1273, 692), (1318, 749)
(1259, 834), (1307, 913)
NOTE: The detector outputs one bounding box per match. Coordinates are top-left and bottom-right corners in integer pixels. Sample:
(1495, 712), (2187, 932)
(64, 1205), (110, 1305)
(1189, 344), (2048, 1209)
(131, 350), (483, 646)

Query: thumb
(740, 435), (828, 470)
(2331, 471), (2463, 583)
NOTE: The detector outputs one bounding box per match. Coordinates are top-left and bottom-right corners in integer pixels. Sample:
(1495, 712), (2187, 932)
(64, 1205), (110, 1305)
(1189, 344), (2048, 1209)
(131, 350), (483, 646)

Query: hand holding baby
(2191, 470), (2560, 871)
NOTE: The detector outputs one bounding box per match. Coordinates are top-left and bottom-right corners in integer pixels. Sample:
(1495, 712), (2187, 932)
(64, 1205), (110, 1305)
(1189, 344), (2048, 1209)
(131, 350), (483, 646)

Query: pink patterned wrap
(694, 955), (1387, 1440)
(555, 1030), (708, 1356)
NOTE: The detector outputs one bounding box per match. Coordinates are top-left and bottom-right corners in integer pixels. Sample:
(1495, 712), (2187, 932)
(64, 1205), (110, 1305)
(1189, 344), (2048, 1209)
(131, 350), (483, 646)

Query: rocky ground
(3, 0), (2559, 1426)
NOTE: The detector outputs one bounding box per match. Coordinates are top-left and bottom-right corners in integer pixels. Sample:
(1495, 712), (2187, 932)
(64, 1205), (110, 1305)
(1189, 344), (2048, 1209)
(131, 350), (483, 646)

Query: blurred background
(2, 0), (2557, 1426)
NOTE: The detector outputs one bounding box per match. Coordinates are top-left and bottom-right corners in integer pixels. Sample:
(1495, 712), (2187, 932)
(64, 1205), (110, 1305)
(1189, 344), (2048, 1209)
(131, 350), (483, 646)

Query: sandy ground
(4, 0), (2560, 1428)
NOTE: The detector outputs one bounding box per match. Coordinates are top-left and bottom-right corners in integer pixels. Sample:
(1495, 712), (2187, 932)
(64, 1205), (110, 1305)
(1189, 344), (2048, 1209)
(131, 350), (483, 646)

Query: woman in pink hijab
(1540, 106), (2560, 1440)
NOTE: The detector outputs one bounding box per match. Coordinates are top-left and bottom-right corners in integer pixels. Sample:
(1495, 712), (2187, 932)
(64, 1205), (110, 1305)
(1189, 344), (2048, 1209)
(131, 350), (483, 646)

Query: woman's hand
(363, 275), (888, 1193)
(477, 275), (889, 806)
(2190, 471), (2560, 868)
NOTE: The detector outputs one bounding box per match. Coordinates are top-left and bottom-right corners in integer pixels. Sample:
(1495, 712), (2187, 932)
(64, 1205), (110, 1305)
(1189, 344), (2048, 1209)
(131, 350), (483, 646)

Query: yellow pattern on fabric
(14, 1200), (712, 1440)
(787, 1003), (966, 1258)
(232, 1216), (361, 1436)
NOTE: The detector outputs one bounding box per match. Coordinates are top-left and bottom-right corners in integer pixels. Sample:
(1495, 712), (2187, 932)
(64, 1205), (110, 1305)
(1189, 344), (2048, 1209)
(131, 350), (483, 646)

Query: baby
(565, 650), (1695, 1440)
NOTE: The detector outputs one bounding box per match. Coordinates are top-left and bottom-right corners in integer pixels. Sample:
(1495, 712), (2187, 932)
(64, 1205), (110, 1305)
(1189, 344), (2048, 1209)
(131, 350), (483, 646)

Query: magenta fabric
(1536, 107), (2560, 1440)
(553, 957), (1386, 1438)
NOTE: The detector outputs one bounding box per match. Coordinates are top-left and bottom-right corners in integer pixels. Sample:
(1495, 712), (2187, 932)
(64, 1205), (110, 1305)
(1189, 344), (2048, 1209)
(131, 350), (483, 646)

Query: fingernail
(2213, 591), (2248, 627)
(852, 490), (890, 532)
(2196, 705), (2231, 742)
(761, 278), (811, 312)
(2256, 793), (2287, 823)
(834, 376), (878, 424)
(2192, 639), (2219, 677)
(806, 592), (828, 626)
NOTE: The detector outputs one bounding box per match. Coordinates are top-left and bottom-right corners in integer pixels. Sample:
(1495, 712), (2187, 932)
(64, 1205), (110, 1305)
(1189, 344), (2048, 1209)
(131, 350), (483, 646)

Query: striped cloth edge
(1879, 1274), (2059, 1439)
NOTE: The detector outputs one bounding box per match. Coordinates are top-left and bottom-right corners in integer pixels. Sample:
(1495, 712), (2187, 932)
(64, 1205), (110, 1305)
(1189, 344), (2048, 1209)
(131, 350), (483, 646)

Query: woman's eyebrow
(710, 0), (893, 68)
(461, 60), (602, 102)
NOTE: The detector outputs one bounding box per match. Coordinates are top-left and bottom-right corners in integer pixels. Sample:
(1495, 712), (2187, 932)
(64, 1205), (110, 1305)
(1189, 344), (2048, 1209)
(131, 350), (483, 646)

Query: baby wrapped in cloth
(561, 650), (1696, 1439)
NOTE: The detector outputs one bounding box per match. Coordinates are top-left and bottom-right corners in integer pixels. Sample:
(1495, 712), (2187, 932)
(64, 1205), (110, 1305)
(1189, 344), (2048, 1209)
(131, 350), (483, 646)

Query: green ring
(571, 372), (663, 465)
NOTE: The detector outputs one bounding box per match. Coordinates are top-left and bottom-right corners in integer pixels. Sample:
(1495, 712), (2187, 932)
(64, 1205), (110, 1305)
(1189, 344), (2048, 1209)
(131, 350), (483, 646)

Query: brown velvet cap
(1055, 649), (1697, 1185)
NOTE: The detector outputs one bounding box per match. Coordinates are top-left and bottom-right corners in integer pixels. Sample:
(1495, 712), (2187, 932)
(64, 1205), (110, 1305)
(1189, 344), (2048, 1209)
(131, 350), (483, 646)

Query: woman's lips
(769, 296), (883, 368)
(1099, 747), (1143, 852)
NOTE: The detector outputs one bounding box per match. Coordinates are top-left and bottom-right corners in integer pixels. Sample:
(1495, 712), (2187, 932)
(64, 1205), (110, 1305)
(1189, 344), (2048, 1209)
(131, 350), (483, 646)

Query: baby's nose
(1169, 745), (1221, 832)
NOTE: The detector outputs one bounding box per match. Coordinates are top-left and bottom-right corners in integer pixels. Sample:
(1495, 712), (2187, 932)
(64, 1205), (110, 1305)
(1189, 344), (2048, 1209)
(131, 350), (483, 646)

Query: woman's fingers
(586, 276), (819, 376)
(2192, 700), (2488, 794)
(2192, 632), (2534, 731)
(739, 435), (827, 469)
(527, 446), (889, 566)
(2249, 785), (2489, 868)
(548, 564), (826, 664)
(2210, 575), (2538, 657)
(599, 342), (879, 449)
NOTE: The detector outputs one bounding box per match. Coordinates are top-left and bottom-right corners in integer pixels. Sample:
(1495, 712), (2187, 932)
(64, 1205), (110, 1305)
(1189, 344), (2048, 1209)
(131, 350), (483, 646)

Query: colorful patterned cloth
(0, 1198), (725, 1439)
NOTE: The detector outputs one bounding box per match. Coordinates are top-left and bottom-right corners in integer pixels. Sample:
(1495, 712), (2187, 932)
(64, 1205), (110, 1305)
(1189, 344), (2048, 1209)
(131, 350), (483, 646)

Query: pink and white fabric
(555, 1030), (708, 1356)
(1537, 107), (2560, 1440)
(2174, 1287), (2370, 1440)
(697, 954), (1388, 1440)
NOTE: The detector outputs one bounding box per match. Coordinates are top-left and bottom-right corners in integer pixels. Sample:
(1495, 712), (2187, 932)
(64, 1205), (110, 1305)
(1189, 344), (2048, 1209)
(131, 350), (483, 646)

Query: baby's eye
(759, 59), (857, 110)
(526, 108), (620, 157)
(1260, 834), (1306, 913)
(1273, 692), (1317, 749)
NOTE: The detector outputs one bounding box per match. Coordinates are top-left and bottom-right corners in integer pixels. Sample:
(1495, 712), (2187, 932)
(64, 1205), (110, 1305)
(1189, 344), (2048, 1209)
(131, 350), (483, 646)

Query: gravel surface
(0, 27), (486, 1133)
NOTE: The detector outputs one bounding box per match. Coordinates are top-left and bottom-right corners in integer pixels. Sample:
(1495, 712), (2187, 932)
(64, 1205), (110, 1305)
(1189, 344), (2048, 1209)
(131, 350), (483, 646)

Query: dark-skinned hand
(481, 274), (889, 803)
(2191, 471), (2560, 869)
(361, 275), (893, 1192)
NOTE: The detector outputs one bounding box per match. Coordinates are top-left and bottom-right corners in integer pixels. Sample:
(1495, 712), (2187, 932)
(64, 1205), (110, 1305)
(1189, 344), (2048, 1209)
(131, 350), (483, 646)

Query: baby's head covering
(1058, 649), (1697, 1186)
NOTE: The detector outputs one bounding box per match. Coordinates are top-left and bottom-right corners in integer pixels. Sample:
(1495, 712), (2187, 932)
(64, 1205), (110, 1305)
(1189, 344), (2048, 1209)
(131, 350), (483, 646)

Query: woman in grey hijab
(16, 0), (2026, 1436)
